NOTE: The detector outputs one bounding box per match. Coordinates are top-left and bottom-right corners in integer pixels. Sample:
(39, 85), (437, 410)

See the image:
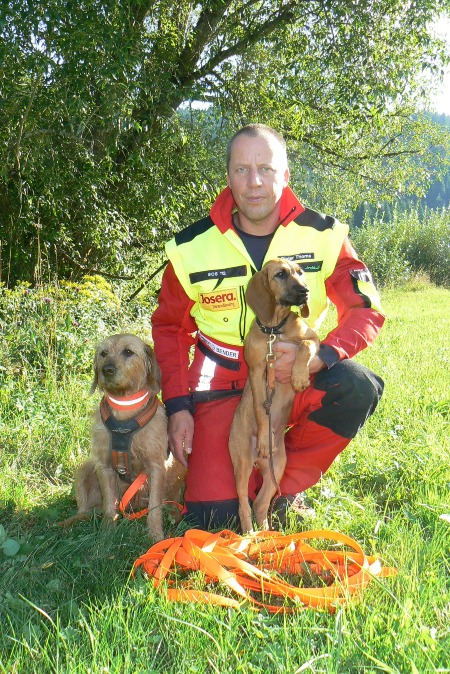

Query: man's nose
(247, 168), (262, 187)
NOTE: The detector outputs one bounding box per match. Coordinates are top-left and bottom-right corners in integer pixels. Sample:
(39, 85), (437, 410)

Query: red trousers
(183, 360), (383, 528)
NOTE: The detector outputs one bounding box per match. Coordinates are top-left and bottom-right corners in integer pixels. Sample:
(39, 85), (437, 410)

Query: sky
(430, 70), (450, 116)
(429, 15), (450, 116)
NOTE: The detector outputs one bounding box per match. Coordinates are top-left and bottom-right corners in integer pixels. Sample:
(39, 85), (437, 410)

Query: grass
(1, 284), (449, 673)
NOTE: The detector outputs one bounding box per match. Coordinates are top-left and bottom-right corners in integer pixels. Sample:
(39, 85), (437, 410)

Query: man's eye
(260, 167), (273, 173)
(236, 167), (248, 173)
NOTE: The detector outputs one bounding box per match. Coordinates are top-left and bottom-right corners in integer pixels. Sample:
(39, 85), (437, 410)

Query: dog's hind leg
(229, 410), (255, 534)
(145, 462), (165, 541)
(163, 457), (186, 524)
(58, 460), (103, 527)
(253, 443), (287, 529)
(95, 464), (120, 522)
(75, 460), (102, 512)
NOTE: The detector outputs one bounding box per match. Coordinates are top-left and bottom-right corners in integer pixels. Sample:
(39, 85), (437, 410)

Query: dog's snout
(289, 284), (309, 308)
(102, 362), (117, 377)
(289, 275), (308, 295)
(298, 286), (309, 301)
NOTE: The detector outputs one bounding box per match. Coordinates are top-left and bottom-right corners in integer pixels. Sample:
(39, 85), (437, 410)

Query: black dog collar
(256, 315), (290, 335)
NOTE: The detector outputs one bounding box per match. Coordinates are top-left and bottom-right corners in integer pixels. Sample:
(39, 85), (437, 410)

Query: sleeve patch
(350, 268), (373, 284)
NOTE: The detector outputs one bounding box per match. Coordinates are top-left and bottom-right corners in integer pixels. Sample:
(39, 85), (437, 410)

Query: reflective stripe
(196, 354), (217, 391)
(198, 331), (240, 360)
(197, 340), (241, 371)
(106, 388), (150, 410)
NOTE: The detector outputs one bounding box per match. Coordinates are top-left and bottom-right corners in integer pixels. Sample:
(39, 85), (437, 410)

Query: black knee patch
(309, 360), (384, 438)
(183, 499), (240, 531)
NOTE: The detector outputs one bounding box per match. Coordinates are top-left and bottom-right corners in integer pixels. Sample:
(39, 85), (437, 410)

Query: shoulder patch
(350, 268), (373, 284)
(175, 216), (215, 246)
(294, 208), (336, 232)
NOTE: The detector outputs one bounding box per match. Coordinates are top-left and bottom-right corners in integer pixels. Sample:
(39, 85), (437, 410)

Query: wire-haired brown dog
(229, 259), (319, 533)
(61, 334), (185, 541)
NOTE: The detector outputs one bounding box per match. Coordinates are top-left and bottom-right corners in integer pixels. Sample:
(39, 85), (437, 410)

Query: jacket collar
(209, 185), (305, 234)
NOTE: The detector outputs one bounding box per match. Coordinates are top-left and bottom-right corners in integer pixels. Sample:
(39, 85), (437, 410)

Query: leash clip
(266, 333), (276, 362)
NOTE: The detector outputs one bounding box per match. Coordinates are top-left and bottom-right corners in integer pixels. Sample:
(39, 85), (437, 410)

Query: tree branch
(179, 3), (300, 86)
(58, 248), (134, 280)
(177, 0), (235, 74)
(127, 260), (168, 301)
(118, 0), (303, 161)
(304, 135), (420, 163)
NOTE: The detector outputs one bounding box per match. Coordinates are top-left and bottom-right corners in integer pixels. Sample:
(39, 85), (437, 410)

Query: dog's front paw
(291, 370), (310, 391)
(257, 443), (269, 460)
(57, 513), (91, 528)
(103, 513), (120, 528)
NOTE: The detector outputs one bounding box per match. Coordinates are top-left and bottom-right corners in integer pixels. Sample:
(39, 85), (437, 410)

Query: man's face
(227, 133), (290, 232)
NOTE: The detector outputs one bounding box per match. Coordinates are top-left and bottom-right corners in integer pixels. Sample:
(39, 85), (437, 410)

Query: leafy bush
(0, 275), (153, 383)
(351, 206), (450, 287)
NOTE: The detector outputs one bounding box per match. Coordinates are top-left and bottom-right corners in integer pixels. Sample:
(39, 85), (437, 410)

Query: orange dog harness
(100, 392), (159, 483)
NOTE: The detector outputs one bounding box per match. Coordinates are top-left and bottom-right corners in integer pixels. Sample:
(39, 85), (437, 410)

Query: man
(152, 124), (385, 529)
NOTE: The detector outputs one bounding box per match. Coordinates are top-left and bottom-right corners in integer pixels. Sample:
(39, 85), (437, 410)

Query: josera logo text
(199, 289), (240, 311)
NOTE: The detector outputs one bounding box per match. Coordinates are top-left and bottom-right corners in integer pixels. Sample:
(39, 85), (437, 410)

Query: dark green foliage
(1, 1), (449, 285)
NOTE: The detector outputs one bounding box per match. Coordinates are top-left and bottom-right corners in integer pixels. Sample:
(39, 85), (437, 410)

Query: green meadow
(1, 282), (449, 673)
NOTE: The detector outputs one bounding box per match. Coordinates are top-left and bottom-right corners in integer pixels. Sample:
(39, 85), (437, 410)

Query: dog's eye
(100, 350), (108, 358)
(274, 270), (288, 280)
(122, 349), (134, 357)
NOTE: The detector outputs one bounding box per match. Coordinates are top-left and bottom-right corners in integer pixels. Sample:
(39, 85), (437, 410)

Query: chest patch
(281, 253), (315, 262)
(199, 288), (240, 311)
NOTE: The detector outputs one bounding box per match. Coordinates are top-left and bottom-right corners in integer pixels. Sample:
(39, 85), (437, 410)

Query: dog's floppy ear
(301, 304), (310, 319)
(245, 266), (277, 324)
(90, 351), (99, 395)
(145, 343), (162, 394)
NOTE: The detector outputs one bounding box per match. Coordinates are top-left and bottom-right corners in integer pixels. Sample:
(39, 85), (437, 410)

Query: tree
(1, 0), (449, 286)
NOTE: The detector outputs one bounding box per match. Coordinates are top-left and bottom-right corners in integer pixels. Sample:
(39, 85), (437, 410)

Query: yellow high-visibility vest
(166, 209), (382, 346)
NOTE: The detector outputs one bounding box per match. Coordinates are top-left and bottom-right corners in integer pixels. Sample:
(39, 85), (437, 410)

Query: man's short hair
(226, 124), (287, 172)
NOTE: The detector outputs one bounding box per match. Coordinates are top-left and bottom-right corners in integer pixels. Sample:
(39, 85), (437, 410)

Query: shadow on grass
(0, 493), (186, 633)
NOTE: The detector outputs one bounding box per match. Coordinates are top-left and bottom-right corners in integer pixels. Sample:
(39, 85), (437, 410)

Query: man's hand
(273, 341), (326, 384)
(308, 354), (327, 375)
(168, 410), (194, 468)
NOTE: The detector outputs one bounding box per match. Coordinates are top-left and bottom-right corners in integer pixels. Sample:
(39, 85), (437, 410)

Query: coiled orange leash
(132, 528), (397, 613)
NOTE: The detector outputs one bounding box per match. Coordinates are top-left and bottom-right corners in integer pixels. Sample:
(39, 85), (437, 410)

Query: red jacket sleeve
(320, 238), (385, 364)
(151, 262), (197, 403)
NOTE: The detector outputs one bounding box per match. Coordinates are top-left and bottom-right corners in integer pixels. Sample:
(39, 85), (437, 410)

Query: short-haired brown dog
(229, 259), (319, 533)
(61, 334), (185, 541)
